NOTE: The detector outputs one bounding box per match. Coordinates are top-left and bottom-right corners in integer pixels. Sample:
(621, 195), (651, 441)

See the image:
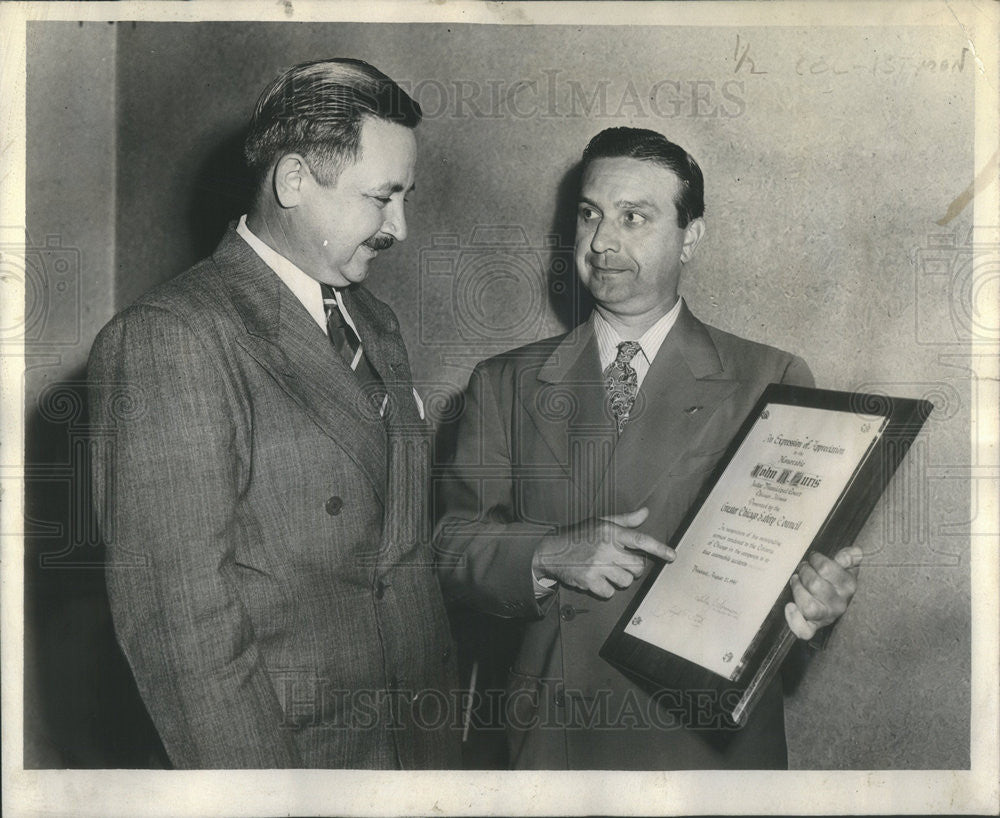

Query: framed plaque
(600, 384), (932, 726)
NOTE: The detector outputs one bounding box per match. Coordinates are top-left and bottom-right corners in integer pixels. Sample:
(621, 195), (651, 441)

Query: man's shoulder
(137, 255), (227, 311)
(704, 322), (797, 363)
(104, 227), (255, 327)
(474, 332), (570, 377)
(92, 253), (234, 357)
(698, 320), (812, 386)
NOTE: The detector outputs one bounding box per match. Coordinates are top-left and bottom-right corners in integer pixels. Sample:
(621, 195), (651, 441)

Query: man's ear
(272, 153), (308, 209)
(680, 217), (706, 264)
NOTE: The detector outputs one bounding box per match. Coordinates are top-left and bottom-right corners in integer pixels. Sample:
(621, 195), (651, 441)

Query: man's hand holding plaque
(785, 546), (863, 640)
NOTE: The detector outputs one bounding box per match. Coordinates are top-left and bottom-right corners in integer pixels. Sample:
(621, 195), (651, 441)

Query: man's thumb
(835, 545), (864, 571)
(600, 507), (650, 529)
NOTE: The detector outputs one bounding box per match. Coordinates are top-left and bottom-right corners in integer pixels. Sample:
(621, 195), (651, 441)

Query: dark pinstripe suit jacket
(90, 227), (460, 769)
(435, 303), (813, 769)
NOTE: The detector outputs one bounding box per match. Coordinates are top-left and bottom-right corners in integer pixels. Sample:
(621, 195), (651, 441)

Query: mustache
(363, 235), (394, 251)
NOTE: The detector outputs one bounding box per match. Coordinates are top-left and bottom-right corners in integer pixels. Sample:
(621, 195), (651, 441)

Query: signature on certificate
(695, 593), (739, 619)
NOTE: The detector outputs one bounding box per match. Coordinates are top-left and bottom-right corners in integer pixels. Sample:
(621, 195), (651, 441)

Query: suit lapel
(342, 286), (429, 558)
(529, 322), (618, 518)
(595, 304), (740, 515)
(214, 229), (389, 503)
(342, 287), (422, 431)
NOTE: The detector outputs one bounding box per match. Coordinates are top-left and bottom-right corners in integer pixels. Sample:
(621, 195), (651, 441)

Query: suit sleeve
(433, 362), (554, 619)
(90, 306), (300, 768)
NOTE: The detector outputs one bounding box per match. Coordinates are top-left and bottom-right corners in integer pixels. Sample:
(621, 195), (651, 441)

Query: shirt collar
(236, 214), (328, 333)
(592, 297), (684, 371)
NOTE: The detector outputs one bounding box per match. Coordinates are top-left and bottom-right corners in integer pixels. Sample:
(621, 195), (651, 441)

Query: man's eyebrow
(373, 182), (416, 195)
(615, 198), (660, 212)
(577, 196), (661, 212)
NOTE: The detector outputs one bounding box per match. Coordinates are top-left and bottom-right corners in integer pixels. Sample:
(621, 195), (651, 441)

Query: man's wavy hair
(243, 58), (421, 188)
(580, 127), (705, 228)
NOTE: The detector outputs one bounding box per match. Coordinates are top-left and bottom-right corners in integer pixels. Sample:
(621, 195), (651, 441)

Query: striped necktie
(321, 285), (385, 413)
(322, 285), (361, 366)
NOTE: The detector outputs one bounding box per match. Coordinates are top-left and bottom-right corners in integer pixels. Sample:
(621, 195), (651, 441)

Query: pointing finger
(624, 532), (675, 563)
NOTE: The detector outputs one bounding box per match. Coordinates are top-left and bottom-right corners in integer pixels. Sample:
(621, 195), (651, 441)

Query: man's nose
(381, 199), (408, 242)
(589, 218), (618, 254)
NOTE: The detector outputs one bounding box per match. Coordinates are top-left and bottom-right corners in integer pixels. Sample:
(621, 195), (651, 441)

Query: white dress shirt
(235, 215), (424, 419)
(236, 214), (362, 338)
(591, 296), (683, 387)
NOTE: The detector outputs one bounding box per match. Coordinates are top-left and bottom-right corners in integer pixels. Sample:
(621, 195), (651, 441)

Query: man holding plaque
(434, 127), (861, 769)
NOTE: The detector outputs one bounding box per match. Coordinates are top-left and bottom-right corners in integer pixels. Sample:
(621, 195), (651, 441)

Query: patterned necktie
(322, 285), (361, 367)
(605, 340), (642, 433)
(321, 285), (385, 413)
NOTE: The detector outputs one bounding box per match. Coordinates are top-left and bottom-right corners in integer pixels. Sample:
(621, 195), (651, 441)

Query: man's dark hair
(243, 58), (421, 187)
(580, 127), (705, 228)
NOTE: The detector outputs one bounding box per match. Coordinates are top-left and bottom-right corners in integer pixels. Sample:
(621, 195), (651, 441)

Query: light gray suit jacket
(435, 303), (813, 769)
(90, 227), (460, 769)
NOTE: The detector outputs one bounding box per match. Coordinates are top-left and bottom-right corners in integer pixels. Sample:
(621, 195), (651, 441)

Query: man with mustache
(435, 127), (860, 769)
(89, 59), (460, 768)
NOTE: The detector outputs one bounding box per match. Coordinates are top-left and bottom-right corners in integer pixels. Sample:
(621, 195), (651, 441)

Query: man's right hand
(532, 507), (675, 599)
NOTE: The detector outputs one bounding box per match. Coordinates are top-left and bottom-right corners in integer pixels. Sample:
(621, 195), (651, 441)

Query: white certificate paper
(625, 403), (886, 680)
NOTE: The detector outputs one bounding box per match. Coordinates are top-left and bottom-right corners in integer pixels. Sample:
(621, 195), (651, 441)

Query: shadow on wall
(23, 130), (251, 768)
(22, 125), (255, 768)
(435, 162), (596, 770)
(24, 373), (167, 768)
(187, 130), (592, 334)
(188, 127), (256, 260)
(546, 160), (592, 332)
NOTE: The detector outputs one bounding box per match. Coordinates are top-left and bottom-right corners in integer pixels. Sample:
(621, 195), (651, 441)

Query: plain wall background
(24, 21), (164, 768)
(25, 20), (974, 769)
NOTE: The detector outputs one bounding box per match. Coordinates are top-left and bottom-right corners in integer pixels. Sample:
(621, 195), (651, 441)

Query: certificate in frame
(600, 384), (933, 726)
